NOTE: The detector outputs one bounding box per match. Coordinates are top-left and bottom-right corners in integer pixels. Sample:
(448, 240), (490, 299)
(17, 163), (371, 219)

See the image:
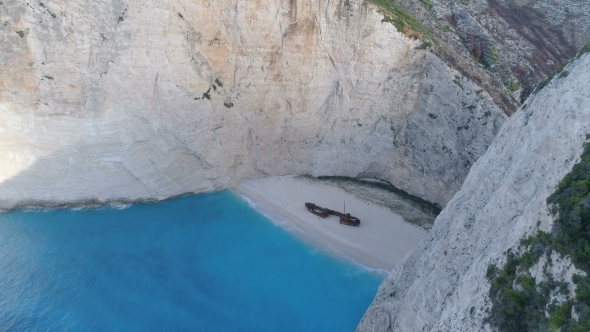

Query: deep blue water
(0, 191), (382, 331)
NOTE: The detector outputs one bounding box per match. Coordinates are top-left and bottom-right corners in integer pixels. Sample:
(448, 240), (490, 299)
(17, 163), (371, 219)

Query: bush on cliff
(486, 140), (590, 331)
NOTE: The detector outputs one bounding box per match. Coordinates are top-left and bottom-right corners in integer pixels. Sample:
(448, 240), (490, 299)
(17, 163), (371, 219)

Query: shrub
(419, 0), (432, 10)
(486, 140), (590, 331)
(203, 91), (211, 100)
(505, 80), (521, 92)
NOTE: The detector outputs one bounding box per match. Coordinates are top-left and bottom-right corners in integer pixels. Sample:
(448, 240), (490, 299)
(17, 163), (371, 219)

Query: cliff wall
(388, 0), (590, 104)
(0, 0), (505, 209)
(358, 52), (590, 331)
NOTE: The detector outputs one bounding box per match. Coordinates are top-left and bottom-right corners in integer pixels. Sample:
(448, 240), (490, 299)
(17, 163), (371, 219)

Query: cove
(0, 191), (382, 331)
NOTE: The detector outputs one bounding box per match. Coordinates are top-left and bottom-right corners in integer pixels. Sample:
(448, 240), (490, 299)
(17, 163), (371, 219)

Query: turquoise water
(0, 191), (382, 331)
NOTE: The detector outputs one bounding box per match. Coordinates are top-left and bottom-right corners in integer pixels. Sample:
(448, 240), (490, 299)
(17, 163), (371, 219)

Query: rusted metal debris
(304, 202), (361, 227)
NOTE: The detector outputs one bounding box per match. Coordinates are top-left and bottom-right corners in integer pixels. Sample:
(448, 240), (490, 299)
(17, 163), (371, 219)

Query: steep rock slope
(0, 0), (504, 209)
(384, 0), (590, 105)
(358, 53), (590, 330)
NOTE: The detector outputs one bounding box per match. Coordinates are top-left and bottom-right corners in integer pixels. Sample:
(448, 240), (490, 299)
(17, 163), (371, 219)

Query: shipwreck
(304, 202), (361, 227)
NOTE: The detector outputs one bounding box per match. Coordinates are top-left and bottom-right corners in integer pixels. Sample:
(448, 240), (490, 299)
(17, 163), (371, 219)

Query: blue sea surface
(0, 191), (382, 331)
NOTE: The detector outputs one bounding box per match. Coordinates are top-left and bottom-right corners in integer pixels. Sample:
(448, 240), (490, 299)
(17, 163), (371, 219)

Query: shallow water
(0, 191), (382, 331)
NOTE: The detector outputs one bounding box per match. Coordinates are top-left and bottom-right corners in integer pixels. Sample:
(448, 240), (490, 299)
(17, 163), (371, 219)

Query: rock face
(358, 53), (590, 331)
(0, 0), (505, 209)
(392, 0), (590, 103)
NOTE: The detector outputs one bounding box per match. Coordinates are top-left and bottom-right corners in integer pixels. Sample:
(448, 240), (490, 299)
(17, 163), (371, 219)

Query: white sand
(233, 175), (427, 272)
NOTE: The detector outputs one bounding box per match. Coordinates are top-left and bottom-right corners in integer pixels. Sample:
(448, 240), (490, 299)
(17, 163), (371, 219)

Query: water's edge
(232, 189), (389, 278)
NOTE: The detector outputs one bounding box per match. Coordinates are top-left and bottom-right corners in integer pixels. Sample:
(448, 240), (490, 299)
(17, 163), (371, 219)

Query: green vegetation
(202, 88), (211, 100)
(39, 2), (44, 7)
(486, 140), (590, 331)
(536, 43), (589, 93)
(215, 78), (223, 87)
(369, 0), (434, 42)
(505, 80), (521, 92)
(43, 75), (54, 80)
(419, 0), (432, 10)
(47, 9), (56, 19)
(483, 47), (500, 69)
(428, 113), (438, 119)
(417, 41), (432, 50)
(178, 13), (184, 19)
(453, 76), (464, 90)
(224, 102), (233, 108)
(16, 30), (24, 38)
(536, 63), (568, 92)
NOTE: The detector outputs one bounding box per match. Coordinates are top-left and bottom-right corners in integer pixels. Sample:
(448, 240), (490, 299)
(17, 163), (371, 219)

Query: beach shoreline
(233, 175), (427, 272)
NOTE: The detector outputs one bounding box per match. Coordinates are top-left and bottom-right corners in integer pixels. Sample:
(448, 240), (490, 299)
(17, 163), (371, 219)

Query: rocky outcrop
(390, 0), (590, 103)
(0, 0), (505, 209)
(358, 53), (590, 331)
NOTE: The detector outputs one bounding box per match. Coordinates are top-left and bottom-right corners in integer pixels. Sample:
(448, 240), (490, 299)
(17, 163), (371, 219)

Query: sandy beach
(233, 176), (427, 272)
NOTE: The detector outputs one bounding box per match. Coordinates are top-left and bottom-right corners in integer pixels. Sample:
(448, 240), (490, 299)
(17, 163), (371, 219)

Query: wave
(109, 202), (132, 210)
(239, 195), (256, 209)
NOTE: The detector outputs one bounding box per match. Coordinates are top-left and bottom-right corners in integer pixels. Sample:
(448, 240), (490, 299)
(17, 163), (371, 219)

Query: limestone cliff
(0, 0), (505, 209)
(358, 52), (590, 331)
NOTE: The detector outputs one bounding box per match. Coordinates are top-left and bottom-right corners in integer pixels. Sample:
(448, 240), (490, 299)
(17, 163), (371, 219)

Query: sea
(0, 191), (382, 331)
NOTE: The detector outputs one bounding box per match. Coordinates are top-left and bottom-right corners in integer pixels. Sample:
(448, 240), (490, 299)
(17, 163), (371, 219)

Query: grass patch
(504, 80), (521, 92)
(486, 140), (590, 331)
(369, 0), (434, 42)
(482, 47), (500, 69)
